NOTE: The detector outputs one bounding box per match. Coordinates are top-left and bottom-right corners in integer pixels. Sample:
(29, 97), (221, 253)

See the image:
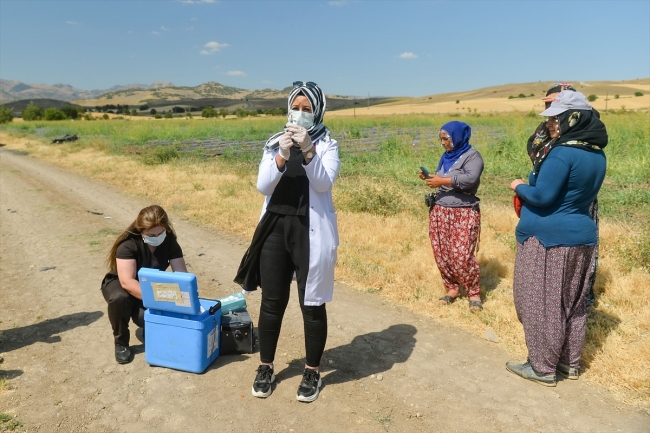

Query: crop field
(1, 110), (649, 407)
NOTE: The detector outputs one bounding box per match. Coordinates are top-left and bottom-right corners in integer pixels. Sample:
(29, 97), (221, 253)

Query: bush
(131, 109), (138, 116)
(60, 105), (81, 119)
(102, 113), (109, 120)
(154, 114), (162, 119)
(150, 108), (157, 115)
(164, 112), (172, 119)
(218, 108), (229, 118)
(202, 106), (216, 118)
(142, 146), (178, 165)
(43, 107), (67, 121)
(22, 101), (44, 121)
(634, 91), (644, 97)
(139, 104), (149, 111)
(518, 93), (526, 98)
(0, 107), (14, 124)
(587, 94), (598, 102)
(615, 94), (620, 99)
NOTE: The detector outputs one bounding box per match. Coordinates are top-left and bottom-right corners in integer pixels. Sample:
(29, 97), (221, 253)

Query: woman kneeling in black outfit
(101, 205), (187, 364)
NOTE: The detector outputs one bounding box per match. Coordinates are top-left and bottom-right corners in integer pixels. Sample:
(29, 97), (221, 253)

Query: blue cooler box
(144, 298), (221, 373)
(139, 268), (222, 373)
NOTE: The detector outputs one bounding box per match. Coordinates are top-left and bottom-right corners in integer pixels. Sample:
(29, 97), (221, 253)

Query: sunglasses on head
(293, 81), (318, 88)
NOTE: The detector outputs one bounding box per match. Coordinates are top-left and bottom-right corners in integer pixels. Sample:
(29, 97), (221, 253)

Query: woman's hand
(278, 133), (292, 161)
(425, 175), (452, 189)
(510, 178), (525, 192)
(285, 124), (313, 152)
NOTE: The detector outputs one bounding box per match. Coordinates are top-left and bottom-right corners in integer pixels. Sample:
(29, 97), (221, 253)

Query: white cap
(540, 90), (592, 116)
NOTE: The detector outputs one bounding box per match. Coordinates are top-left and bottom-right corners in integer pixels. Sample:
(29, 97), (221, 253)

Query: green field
(4, 111), (649, 221)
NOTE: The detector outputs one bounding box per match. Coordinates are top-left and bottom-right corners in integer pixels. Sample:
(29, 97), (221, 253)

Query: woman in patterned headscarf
(418, 120), (484, 312)
(235, 81), (339, 403)
(507, 91), (607, 387)
(523, 82), (599, 307)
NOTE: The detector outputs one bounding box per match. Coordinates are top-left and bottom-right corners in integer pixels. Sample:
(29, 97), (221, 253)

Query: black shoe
(251, 365), (275, 398)
(296, 369), (322, 402)
(115, 345), (132, 364)
(557, 363), (579, 380)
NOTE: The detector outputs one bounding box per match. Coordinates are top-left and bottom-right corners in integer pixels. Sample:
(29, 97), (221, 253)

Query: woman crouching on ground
(234, 81), (339, 402)
(101, 205), (187, 364)
(419, 120), (484, 312)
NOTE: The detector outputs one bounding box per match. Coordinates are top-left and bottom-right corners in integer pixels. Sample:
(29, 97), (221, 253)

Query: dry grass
(2, 132), (648, 409)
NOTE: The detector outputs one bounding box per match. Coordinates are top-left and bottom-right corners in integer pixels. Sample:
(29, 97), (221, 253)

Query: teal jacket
(515, 146), (606, 247)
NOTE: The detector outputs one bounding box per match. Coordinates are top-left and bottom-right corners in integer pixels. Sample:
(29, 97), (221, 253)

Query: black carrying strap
(208, 300), (221, 315)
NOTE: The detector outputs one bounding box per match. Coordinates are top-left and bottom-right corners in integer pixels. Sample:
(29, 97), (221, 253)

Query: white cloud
(200, 41), (229, 55)
(328, 1), (347, 5)
(161, 26), (170, 31)
(262, 80), (271, 84)
(399, 52), (418, 59)
(66, 21), (78, 25)
(152, 31), (161, 35)
(226, 71), (246, 77)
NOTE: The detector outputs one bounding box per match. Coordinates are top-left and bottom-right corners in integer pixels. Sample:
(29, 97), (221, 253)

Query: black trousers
(258, 215), (327, 367)
(101, 277), (145, 347)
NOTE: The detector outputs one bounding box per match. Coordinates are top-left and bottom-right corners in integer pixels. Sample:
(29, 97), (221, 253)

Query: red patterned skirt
(428, 205), (481, 297)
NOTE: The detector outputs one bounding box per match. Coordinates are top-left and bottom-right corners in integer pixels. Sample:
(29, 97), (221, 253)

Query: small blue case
(217, 292), (247, 313)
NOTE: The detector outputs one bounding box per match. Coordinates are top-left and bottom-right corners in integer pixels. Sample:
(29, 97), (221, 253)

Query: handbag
(513, 195), (523, 218)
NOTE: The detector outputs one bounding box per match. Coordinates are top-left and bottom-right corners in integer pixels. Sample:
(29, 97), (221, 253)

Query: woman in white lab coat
(234, 81), (339, 403)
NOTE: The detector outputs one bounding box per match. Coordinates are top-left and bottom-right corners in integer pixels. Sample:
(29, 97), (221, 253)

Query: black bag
(220, 308), (255, 354)
(425, 192), (436, 208)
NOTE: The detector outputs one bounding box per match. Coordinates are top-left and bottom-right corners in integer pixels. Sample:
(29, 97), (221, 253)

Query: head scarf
(527, 82), (577, 168)
(532, 104), (608, 174)
(436, 121), (472, 173)
(265, 82), (330, 150)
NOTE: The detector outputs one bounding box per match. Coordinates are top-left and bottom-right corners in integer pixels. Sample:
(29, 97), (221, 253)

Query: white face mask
(143, 230), (166, 247)
(288, 110), (315, 129)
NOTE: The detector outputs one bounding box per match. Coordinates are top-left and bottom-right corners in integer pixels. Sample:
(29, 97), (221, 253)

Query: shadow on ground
(0, 311), (103, 353)
(273, 324), (417, 387)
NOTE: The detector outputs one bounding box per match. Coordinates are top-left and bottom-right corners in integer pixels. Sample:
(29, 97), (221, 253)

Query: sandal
(469, 300), (483, 312)
(439, 295), (457, 305)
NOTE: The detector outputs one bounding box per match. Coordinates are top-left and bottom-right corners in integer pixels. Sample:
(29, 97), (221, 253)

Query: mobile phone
(420, 166), (431, 178)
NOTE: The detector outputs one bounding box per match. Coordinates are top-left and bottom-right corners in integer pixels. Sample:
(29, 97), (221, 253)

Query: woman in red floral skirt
(419, 121), (484, 312)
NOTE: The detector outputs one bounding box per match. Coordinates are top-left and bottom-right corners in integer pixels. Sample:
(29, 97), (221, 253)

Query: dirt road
(1, 149), (648, 433)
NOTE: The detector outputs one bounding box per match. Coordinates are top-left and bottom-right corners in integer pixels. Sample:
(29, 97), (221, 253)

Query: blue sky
(1, 0), (648, 97)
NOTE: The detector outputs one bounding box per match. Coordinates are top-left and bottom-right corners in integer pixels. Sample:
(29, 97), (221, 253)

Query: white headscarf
(265, 81), (330, 150)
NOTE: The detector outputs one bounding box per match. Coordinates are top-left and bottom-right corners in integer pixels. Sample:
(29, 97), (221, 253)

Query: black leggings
(101, 277), (145, 347)
(258, 215), (327, 367)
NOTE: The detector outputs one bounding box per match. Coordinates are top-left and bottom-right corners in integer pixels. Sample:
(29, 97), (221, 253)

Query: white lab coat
(256, 135), (340, 306)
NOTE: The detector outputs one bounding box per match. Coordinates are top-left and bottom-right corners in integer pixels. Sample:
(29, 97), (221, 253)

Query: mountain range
(0, 79), (175, 103)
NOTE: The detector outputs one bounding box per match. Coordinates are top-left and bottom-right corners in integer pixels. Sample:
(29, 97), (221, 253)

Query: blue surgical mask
(288, 110), (315, 129)
(143, 230), (166, 247)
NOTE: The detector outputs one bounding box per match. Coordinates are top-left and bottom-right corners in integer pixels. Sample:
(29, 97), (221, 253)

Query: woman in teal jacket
(507, 91), (607, 387)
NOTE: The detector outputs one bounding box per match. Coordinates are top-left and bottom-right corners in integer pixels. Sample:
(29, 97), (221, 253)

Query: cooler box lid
(139, 267), (201, 315)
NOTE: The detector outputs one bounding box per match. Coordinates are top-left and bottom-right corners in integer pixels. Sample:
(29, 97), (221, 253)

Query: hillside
(327, 78), (650, 117)
(0, 98), (84, 115)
